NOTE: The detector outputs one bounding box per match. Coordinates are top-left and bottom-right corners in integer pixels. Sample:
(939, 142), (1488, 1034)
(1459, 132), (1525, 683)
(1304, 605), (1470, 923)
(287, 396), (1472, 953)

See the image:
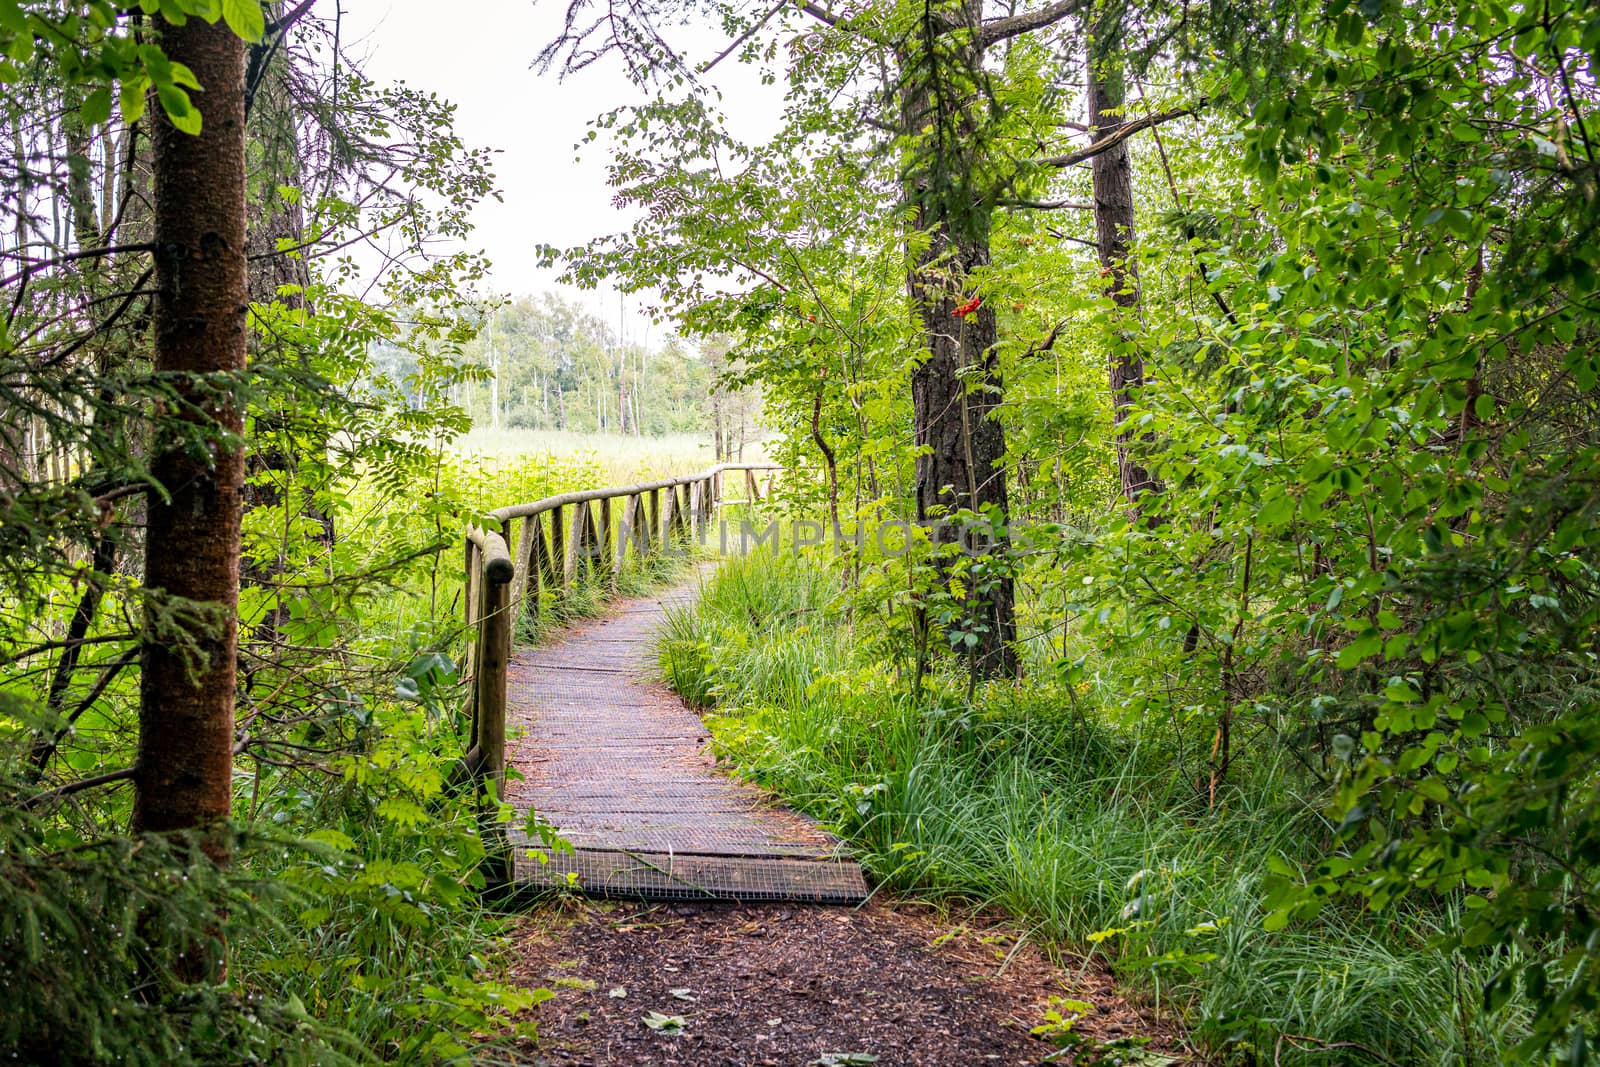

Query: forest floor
(506, 896), (1181, 1066)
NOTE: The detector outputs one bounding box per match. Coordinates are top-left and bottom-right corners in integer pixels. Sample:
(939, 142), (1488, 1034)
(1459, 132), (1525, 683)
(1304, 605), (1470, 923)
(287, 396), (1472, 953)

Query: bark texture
(900, 0), (1018, 679)
(1088, 12), (1159, 515)
(133, 16), (249, 846)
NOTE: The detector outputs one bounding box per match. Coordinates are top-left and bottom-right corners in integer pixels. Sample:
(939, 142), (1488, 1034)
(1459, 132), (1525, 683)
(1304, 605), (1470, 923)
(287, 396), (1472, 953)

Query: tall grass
(659, 552), (1530, 1065)
(453, 429), (764, 484)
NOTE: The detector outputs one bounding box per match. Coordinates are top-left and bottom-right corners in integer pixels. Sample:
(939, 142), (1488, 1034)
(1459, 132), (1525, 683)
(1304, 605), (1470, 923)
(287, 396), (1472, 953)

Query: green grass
(453, 429), (769, 485)
(657, 551), (1529, 1065)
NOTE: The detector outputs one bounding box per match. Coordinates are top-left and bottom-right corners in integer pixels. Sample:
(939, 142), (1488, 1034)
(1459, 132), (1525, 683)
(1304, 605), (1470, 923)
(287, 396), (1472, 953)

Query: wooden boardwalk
(501, 577), (867, 902)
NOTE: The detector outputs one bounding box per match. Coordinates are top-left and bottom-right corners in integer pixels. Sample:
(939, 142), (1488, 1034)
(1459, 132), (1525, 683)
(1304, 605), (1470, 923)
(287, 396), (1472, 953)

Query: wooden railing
(458, 462), (780, 794)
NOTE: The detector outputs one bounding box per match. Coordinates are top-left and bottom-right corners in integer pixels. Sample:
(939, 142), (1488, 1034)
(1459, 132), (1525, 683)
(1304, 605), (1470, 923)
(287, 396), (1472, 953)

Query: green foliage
(0, 738), (358, 1064)
(0, 1), (267, 133)
(0, 3), (576, 1060)
(570, 0), (1600, 1055)
(665, 554), (1541, 1064)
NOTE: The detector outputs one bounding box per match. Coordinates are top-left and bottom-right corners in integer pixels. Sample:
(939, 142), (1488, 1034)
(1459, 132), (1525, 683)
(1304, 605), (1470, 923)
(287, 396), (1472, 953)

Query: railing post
(648, 487), (661, 551)
(564, 500), (587, 585)
(595, 495), (615, 587)
(479, 572), (510, 795)
(462, 540), (480, 737)
(550, 504), (566, 594)
(635, 492), (651, 555)
(514, 514), (541, 629)
(537, 512), (559, 589)
(617, 493), (642, 572)
(699, 476), (713, 542)
(675, 485), (691, 541)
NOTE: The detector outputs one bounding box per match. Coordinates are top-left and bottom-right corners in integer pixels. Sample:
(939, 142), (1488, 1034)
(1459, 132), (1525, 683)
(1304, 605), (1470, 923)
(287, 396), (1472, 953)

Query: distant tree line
(372, 293), (761, 450)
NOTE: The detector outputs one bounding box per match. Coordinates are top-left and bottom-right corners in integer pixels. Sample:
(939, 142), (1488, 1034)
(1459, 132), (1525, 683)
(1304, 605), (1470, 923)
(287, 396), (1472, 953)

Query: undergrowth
(2, 448), (711, 1064)
(658, 551), (1532, 1065)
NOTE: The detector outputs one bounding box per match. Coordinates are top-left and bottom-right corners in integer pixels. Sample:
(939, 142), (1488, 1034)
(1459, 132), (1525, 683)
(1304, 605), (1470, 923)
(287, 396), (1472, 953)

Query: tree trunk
(898, 4), (1018, 680)
(712, 388), (725, 462)
(1088, 10), (1159, 516)
(133, 17), (248, 862)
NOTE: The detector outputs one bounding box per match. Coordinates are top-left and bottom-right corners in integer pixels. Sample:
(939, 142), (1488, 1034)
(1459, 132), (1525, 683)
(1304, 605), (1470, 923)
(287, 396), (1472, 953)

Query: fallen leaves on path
(507, 898), (1181, 1066)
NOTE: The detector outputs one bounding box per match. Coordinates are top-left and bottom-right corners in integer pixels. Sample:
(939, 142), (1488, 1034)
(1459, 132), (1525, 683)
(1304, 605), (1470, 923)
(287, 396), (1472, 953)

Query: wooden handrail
(487, 462), (781, 525)
(459, 461), (780, 814)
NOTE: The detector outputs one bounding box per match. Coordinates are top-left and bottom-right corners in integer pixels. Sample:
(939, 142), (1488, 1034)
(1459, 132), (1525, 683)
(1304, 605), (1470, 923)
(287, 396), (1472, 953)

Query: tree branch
(979, 0), (1089, 45)
(266, 0), (317, 36)
(33, 650), (139, 770)
(1034, 104), (1200, 168)
(3, 633), (137, 668)
(700, 0), (788, 73)
(0, 242), (156, 290)
(795, 0), (844, 27)
(998, 197), (1094, 210)
(22, 764), (137, 810)
(1046, 226), (1098, 249)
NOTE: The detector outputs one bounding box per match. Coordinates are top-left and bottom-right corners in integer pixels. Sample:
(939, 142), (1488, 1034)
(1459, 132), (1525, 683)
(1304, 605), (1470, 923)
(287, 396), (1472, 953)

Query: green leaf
(79, 87), (112, 126)
(157, 84), (201, 134)
(1335, 632), (1381, 669)
(0, 2), (28, 33)
(1257, 489), (1296, 527)
(220, 0), (265, 41)
(642, 1011), (687, 1034)
(168, 60), (201, 90)
(1384, 681), (1420, 703)
(119, 77), (149, 123)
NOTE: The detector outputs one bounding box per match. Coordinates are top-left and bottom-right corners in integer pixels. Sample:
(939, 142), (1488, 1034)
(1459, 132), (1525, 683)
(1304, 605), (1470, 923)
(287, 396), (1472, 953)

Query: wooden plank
(501, 577), (868, 903)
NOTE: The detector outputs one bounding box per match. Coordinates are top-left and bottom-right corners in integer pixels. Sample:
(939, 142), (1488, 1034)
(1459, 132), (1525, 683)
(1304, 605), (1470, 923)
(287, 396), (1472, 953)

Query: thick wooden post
(479, 572), (510, 794)
(462, 540), (480, 729)
(746, 467), (759, 503)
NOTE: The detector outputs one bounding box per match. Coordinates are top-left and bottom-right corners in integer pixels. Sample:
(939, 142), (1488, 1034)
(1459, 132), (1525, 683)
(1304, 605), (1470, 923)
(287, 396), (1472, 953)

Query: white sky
(340, 0), (784, 344)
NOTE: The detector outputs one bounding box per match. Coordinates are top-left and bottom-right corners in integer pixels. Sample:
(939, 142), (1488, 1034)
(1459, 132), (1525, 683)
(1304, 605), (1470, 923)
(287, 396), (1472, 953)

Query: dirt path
(508, 899), (1181, 1066)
